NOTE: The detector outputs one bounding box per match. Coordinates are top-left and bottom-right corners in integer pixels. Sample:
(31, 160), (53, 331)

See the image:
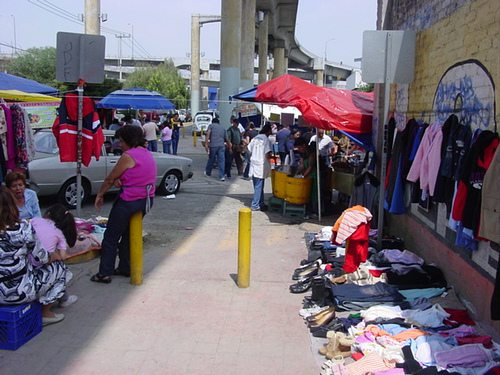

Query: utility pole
(115, 33), (131, 80)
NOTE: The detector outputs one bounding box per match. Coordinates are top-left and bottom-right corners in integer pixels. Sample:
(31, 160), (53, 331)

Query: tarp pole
(316, 127), (321, 221)
(76, 84), (83, 217)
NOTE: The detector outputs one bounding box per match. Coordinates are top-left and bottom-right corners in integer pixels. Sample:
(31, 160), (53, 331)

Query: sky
(0, 0), (377, 67)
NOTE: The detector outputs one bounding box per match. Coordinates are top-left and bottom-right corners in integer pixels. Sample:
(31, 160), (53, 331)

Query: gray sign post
(362, 30), (416, 250)
(56, 32), (105, 216)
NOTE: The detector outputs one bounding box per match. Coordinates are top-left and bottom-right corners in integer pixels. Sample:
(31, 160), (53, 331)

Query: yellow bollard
(182, 126), (185, 138)
(129, 211), (143, 285)
(193, 131), (197, 147)
(237, 207), (252, 288)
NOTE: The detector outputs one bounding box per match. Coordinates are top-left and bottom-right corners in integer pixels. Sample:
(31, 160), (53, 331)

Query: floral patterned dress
(0, 221), (72, 305)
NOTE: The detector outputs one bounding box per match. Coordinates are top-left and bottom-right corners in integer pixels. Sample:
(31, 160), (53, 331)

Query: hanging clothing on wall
(52, 93), (104, 167)
(406, 121), (443, 197)
(451, 130), (499, 237)
(350, 172), (380, 227)
(385, 118), (420, 214)
(478, 143), (500, 243)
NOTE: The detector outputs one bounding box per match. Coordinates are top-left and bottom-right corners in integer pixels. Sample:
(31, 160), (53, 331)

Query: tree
(124, 59), (189, 109)
(356, 83), (375, 92)
(7, 47), (64, 90)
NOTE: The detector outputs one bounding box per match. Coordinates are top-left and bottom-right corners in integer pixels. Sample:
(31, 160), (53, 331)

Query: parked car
(27, 129), (194, 209)
(192, 110), (219, 135)
(177, 109), (192, 122)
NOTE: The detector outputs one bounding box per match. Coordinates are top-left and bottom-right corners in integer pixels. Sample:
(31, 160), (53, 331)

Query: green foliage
(124, 59), (189, 109)
(7, 47), (65, 90)
(356, 83), (375, 92)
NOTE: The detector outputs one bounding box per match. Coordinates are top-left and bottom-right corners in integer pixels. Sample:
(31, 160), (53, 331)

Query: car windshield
(34, 131), (59, 154)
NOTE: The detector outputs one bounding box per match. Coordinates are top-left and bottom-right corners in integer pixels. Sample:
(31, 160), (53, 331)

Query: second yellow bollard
(193, 130), (197, 147)
(130, 211), (143, 285)
(237, 208), (252, 288)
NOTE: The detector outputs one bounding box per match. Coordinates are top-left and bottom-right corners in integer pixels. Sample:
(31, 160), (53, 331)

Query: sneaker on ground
(59, 295), (78, 308)
(220, 177), (225, 181)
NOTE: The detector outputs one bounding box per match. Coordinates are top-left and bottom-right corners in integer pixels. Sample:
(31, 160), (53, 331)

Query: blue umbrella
(0, 72), (59, 95)
(97, 87), (175, 110)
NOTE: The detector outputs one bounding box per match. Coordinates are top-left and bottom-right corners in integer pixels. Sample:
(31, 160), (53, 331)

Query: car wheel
(58, 178), (90, 209)
(158, 171), (181, 195)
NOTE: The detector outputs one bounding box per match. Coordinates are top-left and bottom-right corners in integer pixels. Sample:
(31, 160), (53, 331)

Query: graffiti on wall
(433, 60), (496, 131)
(401, 5), (435, 31)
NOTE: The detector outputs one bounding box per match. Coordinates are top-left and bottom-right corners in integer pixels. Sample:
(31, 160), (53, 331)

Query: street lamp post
(11, 15), (17, 56)
(115, 33), (131, 80)
(324, 38), (335, 61)
(324, 38), (335, 86)
(128, 23), (134, 59)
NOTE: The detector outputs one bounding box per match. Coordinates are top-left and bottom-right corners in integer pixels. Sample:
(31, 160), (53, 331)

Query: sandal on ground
(90, 273), (111, 284)
(114, 269), (130, 277)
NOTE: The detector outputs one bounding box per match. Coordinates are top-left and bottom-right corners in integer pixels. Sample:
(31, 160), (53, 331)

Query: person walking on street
(142, 120), (159, 152)
(225, 116), (244, 178)
(160, 121), (173, 154)
(171, 113), (183, 155)
(204, 118), (231, 181)
(247, 124), (273, 211)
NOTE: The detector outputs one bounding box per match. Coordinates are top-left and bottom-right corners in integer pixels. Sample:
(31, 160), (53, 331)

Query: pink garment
(120, 147), (157, 201)
(406, 122), (443, 196)
(345, 352), (396, 375)
(438, 324), (478, 338)
(161, 127), (172, 141)
(434, 344), (491, 368)
(333, 206), (372, 244)
(30, 218), (67, 267)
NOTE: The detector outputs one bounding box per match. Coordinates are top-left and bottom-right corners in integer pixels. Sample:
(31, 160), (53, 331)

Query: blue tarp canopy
(97, 87), (175, 110)
(0, 72), (59, 95)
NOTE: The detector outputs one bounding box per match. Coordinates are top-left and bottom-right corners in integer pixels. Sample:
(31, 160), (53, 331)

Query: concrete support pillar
(220, 0), (242, 126)
(191, 14), (201, 116)
(258, 12), (268, 84)
(241, 0), (256, 90)
(84, 0), (100, 35)
(273, 45), (286, 78)
(316, 70), (324, 87)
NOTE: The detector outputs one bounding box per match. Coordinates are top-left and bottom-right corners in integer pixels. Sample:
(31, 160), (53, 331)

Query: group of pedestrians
(109, 112), (184, 155)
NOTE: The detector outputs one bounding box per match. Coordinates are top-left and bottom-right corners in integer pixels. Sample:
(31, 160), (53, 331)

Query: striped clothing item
(333, 205), (372, 244)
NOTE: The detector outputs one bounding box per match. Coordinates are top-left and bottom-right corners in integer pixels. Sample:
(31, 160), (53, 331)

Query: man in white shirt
(247, 124), (273, 211)
(309, 129), (337, 167)
(142, 121), (159, 151)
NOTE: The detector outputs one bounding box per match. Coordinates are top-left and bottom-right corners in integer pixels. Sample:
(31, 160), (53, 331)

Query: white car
(191, 110), (219, 135)
(27, 129), (194, 209)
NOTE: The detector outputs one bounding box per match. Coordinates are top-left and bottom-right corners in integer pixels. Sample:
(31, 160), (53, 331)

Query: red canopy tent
(232, 74), (374, 146)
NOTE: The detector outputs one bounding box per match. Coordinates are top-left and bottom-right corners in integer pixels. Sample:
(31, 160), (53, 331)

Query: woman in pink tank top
(91, 125), (157, 284)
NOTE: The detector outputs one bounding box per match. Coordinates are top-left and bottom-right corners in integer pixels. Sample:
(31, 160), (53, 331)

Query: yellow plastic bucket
(272, 170), (288, 199)
(286, 176), (312, 204)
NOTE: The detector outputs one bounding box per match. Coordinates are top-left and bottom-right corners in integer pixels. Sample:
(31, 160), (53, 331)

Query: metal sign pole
(76, 84), (83, 217)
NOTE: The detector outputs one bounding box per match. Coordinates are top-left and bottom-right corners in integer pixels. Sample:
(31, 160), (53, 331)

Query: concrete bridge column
(241, 0), (256, 90)
(191, 14), (201, 115)
(316, 70), (324, 86)
(220, 0), (242, 125)
(273, 41), (286, 78)
(258, 12), (268, 84)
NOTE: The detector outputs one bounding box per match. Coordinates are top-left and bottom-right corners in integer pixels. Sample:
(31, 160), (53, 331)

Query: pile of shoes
(289, 259), (322, 293)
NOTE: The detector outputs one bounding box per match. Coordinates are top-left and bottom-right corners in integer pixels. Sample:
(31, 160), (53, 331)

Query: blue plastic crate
(0, 302), (42, 350)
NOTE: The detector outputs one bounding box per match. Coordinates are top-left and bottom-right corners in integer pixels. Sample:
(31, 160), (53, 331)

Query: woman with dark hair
(31, 203), (78, 308)
(0, 187), (71, 326)
(5, 171), (42, 220)
(91, 125), (157, 284)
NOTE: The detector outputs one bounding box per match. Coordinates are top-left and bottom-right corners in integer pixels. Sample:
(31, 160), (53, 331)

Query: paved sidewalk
(0, 136), (324, 374)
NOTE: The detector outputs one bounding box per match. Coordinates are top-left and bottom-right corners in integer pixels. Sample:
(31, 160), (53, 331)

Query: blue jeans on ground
(251, 177), (265, 210)
(162, 140), (172, 154)
(243, 152), (251, 178)
(206, 146), (225, 179)
(172, 131), (180, 154)
(148, 140), (157, 152)
(98, 196), (153, 276)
